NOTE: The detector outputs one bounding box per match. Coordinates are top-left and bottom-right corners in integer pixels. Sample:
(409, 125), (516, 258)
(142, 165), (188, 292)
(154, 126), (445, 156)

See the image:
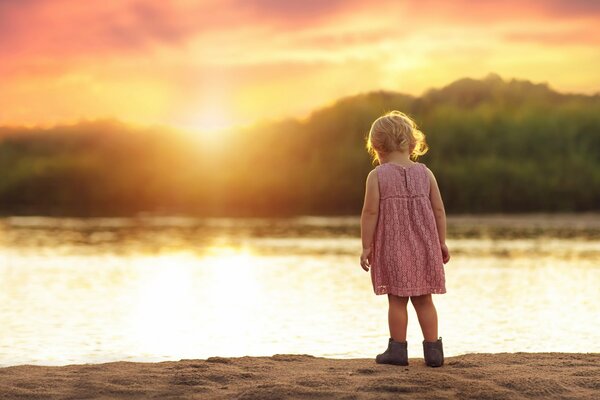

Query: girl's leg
(410, 294), (438, 342)
(387, 294), (409, 342)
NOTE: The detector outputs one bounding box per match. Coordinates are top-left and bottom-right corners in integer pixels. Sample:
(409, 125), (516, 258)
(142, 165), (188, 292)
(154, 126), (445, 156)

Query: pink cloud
(0, 0), (365, 59)
(505, 29), (600, 46)
(398, 0), (600, 25)
(1, 0), (598, 61)
(0, 2), (258, 59)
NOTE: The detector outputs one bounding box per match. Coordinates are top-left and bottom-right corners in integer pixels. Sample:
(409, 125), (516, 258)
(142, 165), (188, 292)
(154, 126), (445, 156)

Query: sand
(0, 353), (598, 399)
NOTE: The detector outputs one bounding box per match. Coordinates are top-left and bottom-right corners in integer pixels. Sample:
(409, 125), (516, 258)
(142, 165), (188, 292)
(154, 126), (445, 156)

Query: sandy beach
(0, 353), (598, 399)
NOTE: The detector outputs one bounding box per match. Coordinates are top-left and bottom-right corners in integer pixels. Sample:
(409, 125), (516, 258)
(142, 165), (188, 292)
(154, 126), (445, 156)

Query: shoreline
(0, 353), (598, 399)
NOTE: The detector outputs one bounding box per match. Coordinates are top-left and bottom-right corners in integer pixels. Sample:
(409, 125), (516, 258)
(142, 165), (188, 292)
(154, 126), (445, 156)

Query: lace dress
(370, 162), (446, 297)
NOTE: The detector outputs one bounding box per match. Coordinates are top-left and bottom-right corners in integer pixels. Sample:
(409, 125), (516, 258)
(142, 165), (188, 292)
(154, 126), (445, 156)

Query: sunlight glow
(183, 107), (234, 134)
(128, 253), (199, 356)
(196, 246), (270, 356)
(127, 247), (270, 358)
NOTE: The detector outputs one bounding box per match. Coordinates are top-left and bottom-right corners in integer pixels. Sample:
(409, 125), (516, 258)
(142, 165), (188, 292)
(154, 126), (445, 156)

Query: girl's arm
(426, 167), (450, 263)
(360, 170), (380, 270)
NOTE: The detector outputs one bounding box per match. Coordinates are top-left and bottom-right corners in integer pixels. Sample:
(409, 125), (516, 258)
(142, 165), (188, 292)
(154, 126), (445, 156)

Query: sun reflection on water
(126, 247), (272, 359)
(128, 253), (198, 357)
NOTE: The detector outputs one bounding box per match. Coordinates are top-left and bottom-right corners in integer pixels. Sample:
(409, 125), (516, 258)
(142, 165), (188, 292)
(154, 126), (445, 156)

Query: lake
(0, 214), (599, 367)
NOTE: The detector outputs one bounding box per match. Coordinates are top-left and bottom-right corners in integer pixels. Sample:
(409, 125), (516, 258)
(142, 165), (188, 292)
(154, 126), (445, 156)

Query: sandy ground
(0, 353), (598, 399)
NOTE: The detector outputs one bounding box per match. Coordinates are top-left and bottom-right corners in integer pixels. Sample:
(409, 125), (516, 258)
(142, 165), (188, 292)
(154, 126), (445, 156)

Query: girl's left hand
(360, 248), (372, 271)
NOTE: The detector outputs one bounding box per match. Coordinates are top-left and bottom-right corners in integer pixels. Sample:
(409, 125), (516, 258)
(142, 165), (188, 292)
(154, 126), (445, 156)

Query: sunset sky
(1, 0), (599, 133)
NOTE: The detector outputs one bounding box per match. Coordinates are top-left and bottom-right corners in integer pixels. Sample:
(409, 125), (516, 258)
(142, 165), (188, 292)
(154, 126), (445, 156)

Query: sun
(197, 108), (234, 132)
(178, 106), (234, 134)
(170, 105), (238, 147)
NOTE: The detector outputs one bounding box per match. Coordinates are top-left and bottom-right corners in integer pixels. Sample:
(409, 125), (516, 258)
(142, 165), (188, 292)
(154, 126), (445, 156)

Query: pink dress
(370, 162), (446, 297)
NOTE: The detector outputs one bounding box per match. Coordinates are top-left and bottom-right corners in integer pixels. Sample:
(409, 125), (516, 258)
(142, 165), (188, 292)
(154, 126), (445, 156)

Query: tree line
(1, 74), (598, 216)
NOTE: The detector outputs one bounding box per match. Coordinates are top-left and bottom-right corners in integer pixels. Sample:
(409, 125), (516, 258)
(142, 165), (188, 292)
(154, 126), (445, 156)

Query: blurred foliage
(1, 74), (599, 216)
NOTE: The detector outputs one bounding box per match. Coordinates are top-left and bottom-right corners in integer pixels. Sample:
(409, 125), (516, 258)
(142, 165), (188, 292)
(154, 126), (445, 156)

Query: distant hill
(1, 74), (599, 216)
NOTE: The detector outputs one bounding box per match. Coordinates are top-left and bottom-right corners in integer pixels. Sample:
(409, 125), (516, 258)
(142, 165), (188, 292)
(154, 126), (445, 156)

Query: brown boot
(423, 337), (444, 367)
(375, 338), (408, 366)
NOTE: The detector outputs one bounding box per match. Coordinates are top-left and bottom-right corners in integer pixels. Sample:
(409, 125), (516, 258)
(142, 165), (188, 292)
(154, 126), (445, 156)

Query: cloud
(540, 0), (600, 16)
(0, 0), (365, 59)
(231, 0), (358, 26)
(505, 29), (600, 46)
(2, 0), (598, 60)
(384, 0), (600, 28)
(0, 1), (235, 57)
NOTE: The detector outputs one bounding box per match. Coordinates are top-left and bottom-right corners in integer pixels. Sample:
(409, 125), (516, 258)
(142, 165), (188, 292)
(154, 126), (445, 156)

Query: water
(0, 214), (599, 367)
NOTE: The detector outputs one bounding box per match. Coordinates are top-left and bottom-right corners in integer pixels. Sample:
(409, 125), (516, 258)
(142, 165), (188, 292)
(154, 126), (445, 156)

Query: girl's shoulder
(413, 161), (432, 172)
(366, 167), (380, 181)
(418, 161), (430, 171)
(419, 163), (437, 183)
(377, 161), (428, 170)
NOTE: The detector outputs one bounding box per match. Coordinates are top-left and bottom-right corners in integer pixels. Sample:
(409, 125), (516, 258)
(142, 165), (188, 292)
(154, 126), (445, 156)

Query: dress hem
(374, 286), (446, 297)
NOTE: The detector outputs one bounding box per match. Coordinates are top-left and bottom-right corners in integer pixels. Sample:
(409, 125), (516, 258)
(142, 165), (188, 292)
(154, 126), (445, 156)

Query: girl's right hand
(441, 243), (450, 264)
(360, 248), (372, 272)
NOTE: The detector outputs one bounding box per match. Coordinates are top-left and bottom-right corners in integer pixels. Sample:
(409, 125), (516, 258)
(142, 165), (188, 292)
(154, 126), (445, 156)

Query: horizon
(1, 0), (599, 133)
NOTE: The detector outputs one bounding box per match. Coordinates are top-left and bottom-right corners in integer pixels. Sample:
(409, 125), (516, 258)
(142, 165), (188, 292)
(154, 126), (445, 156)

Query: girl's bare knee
(388, 294), (409, 306)
(410, 294), (433, 308)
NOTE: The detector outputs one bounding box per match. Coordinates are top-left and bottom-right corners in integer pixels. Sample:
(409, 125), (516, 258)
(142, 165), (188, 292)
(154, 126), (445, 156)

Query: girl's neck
(379, 151), (414, 166)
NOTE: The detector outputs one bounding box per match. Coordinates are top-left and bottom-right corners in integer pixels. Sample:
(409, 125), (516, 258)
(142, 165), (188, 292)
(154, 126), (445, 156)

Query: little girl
(360, 110), (450, 367)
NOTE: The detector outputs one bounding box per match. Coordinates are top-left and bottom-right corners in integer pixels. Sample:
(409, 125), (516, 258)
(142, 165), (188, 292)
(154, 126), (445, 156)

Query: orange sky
(1, 0), (599, 133)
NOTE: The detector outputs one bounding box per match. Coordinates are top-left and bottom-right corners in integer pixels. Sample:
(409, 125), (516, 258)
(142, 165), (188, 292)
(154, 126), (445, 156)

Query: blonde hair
(366, 110), (428, 164)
